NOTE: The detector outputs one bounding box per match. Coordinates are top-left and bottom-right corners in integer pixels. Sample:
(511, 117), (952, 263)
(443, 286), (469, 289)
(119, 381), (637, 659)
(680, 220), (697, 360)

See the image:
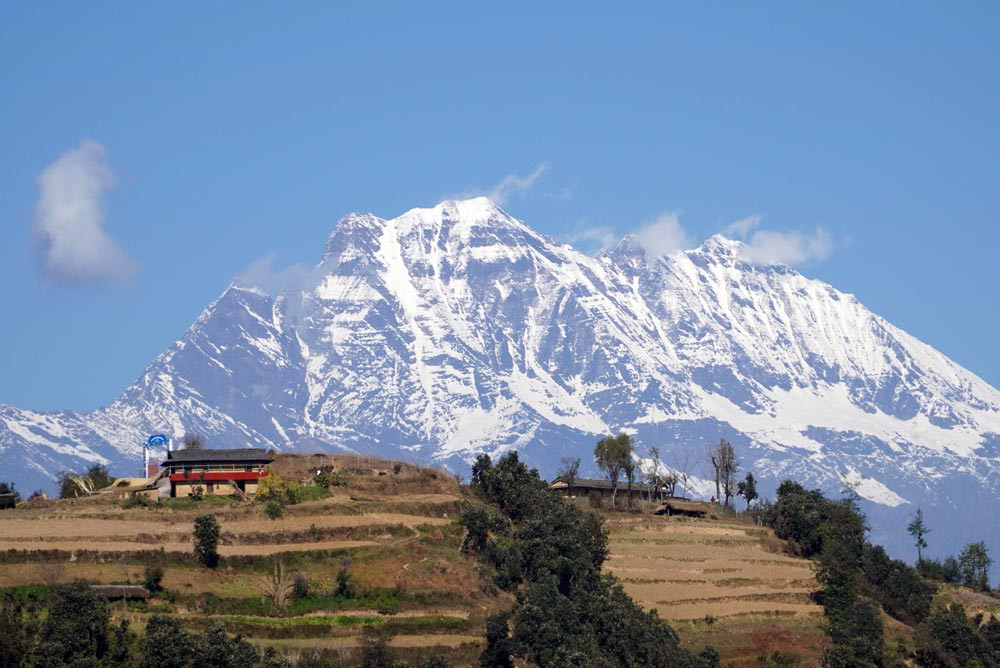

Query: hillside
(603, 512), (827, 666)
(0, 456), (497, 665)
(1, 456), (842, 666)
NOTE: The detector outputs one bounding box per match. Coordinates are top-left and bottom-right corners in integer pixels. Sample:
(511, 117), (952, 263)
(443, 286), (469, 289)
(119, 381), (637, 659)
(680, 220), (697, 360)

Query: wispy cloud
(631, 211), (693, 257)
(234, 254), (315, 296)
(562, 224), (618, 252)
(739, 227), (833, 266)
(487, 162), (551, 205)
(722, 214), (762, 239)
(33, 140), (138, 285)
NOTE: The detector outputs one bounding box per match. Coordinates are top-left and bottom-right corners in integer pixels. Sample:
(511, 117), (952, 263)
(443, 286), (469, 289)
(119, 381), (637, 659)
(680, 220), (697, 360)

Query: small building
(550, 477), (658, 503)
(89, 585), (150, 601)
(162, 448), (273, 498)
(655, 500), (708, 517)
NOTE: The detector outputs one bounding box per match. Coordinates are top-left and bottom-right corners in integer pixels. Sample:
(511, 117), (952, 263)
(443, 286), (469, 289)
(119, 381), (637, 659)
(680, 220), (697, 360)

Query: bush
(193, 514), (221, 569)
(292, 573), (311, 599)
(588, 491), (603, 509)
(314, 472), (345, 488)
(143, 563), (165, 594)
(265, 501), (285, 520)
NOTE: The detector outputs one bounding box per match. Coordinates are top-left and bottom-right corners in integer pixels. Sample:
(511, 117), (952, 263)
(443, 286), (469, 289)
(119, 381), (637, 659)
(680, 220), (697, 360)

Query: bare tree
(182, 432), (205, 450)
(710, 439), (739, 507)
(263, 560), (295, 608)
(646, 446), (662, 502)
(558, 457), (581, 497)
(667, 446), (696, 500)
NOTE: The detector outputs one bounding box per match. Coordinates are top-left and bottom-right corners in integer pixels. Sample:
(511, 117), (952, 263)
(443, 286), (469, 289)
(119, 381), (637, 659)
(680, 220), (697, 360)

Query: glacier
(2, 196), (999, 570)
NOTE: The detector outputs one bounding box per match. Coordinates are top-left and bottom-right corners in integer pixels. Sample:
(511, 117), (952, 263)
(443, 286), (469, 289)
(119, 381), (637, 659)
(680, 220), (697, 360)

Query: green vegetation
(465, 451), (719, 667)
(193, 513), (220, 569)
(593, 432), (633, 508)
(57, 464), (111, 498)
(763, 480), (999, 666)
(0, 482), (18, 510)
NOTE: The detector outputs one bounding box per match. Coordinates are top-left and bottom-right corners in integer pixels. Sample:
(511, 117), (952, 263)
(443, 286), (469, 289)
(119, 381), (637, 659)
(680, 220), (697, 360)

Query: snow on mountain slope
(2, 197), (999, 569)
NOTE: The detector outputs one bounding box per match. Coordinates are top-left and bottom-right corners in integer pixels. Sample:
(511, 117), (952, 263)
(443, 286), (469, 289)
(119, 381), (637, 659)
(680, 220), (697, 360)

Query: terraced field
(604, 512), (828, 667)
(0, 456), (495, 666)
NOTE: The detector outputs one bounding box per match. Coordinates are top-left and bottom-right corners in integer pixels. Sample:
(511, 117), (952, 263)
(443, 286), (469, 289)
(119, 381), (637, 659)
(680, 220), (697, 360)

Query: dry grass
(604, 514), (825, 667)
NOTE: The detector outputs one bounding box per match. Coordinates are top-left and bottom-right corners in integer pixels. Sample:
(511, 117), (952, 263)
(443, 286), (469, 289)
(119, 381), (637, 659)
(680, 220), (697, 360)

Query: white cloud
(722, 214), (762, 239)
(563, 224), (618, 252)
(739, 227), (833, 266)
(631, 211), (693, 257)
(486, 162), (551, 205)
(234, 254), (315, 296)
(33, 140), (138, 284)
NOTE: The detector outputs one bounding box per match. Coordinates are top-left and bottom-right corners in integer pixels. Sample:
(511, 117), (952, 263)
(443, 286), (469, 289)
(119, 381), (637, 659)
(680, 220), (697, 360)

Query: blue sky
(2, 2), (998, 410)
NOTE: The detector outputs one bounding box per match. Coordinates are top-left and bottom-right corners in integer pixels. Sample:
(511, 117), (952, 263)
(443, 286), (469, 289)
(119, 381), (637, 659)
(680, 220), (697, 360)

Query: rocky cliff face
(4, 197), (999, 565)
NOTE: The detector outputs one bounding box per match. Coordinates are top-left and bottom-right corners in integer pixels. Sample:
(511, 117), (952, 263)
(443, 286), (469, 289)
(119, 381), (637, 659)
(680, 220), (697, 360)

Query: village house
(549, 477), (659, 503)
(162, 448), (274, 498)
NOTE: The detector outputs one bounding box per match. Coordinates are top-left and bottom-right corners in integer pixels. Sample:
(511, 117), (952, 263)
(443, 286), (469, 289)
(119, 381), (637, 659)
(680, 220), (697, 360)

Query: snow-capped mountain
(3, 197), (999, 566)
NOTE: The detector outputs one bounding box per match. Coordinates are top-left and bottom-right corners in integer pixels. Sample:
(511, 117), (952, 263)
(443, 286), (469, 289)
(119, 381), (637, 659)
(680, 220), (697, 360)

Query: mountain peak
(397, 196), (513, 227)
(695, 234), (742, 256)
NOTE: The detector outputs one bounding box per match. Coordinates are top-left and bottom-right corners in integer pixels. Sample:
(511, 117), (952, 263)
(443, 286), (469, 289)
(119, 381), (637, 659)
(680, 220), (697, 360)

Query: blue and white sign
(147, 434), (169, 447)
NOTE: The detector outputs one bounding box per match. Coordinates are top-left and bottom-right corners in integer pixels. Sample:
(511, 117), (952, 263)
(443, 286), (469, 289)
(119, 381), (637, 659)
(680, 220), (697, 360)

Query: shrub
(292, 573), (311, 599)
(588, 491), (603, 509)
(314, 472), (346, 488)
(193, 514), (221, 569)
(265, 501), (285, 520)
(143, 563), (165, 594)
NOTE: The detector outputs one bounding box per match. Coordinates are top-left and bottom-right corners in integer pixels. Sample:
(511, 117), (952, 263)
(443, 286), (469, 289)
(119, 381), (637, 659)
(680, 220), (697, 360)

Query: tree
(182, 431), (205, 450)
(958, 541), (992, 591)
(594, 433), (633, 509)
(709, 439), (739, 507)
(31, 581), (110, 668)
(736, 472), (758, 510)
(907, 508), (930, 564)
(193, 513), (221, 568)
(0, 482), (17, 510)
(84, 464), (111, 490)
(623, 454), (636, 509)
(557, 457), (580, 497)
(264, 560), (294, 608)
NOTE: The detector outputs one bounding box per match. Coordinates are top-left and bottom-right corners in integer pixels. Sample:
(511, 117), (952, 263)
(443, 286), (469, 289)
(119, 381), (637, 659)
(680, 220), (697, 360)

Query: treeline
(462, 452), (720, 668)
(762, 481), (1000, 667)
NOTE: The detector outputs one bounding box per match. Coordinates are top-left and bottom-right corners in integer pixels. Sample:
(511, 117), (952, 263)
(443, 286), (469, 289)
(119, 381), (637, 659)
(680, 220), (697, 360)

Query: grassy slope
(601, 504), (828, 668)
(0, 455), (503, 666)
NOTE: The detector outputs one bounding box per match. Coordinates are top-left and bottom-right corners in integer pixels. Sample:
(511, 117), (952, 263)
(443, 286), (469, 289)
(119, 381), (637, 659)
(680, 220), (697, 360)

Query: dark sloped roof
(550, 478), (656, 493)
(164, 448), (273, 464)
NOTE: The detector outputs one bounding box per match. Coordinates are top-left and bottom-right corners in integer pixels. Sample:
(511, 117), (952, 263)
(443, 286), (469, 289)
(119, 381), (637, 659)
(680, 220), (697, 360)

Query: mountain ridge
(2, 197), (999, 571)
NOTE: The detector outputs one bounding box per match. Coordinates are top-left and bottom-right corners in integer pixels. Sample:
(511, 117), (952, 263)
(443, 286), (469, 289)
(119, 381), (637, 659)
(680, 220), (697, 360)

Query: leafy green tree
(140, 615), (194, 668)
(143, 560), (165, 594)
(907, 508), (930, 564)
(108, 618), (132, 665)
(594, 432), (633, 508)
(958, 541), (992, 591)
(915, 603), (998, 667)
(479, 612), (514, 668)
(84, 464), (112, 490)
(31, 581), (110, 668)
(0, 598), (37, 668)
(358, 630), (398, 668)
(193, 513), (221, 569)
(736, 472), (758, 510)
(0, 482), (17, 510)
(421, 651), (451, 668)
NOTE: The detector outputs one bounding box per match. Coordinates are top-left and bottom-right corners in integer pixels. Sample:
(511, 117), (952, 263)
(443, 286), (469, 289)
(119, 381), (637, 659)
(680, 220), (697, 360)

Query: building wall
(170, 479), (262, 498)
